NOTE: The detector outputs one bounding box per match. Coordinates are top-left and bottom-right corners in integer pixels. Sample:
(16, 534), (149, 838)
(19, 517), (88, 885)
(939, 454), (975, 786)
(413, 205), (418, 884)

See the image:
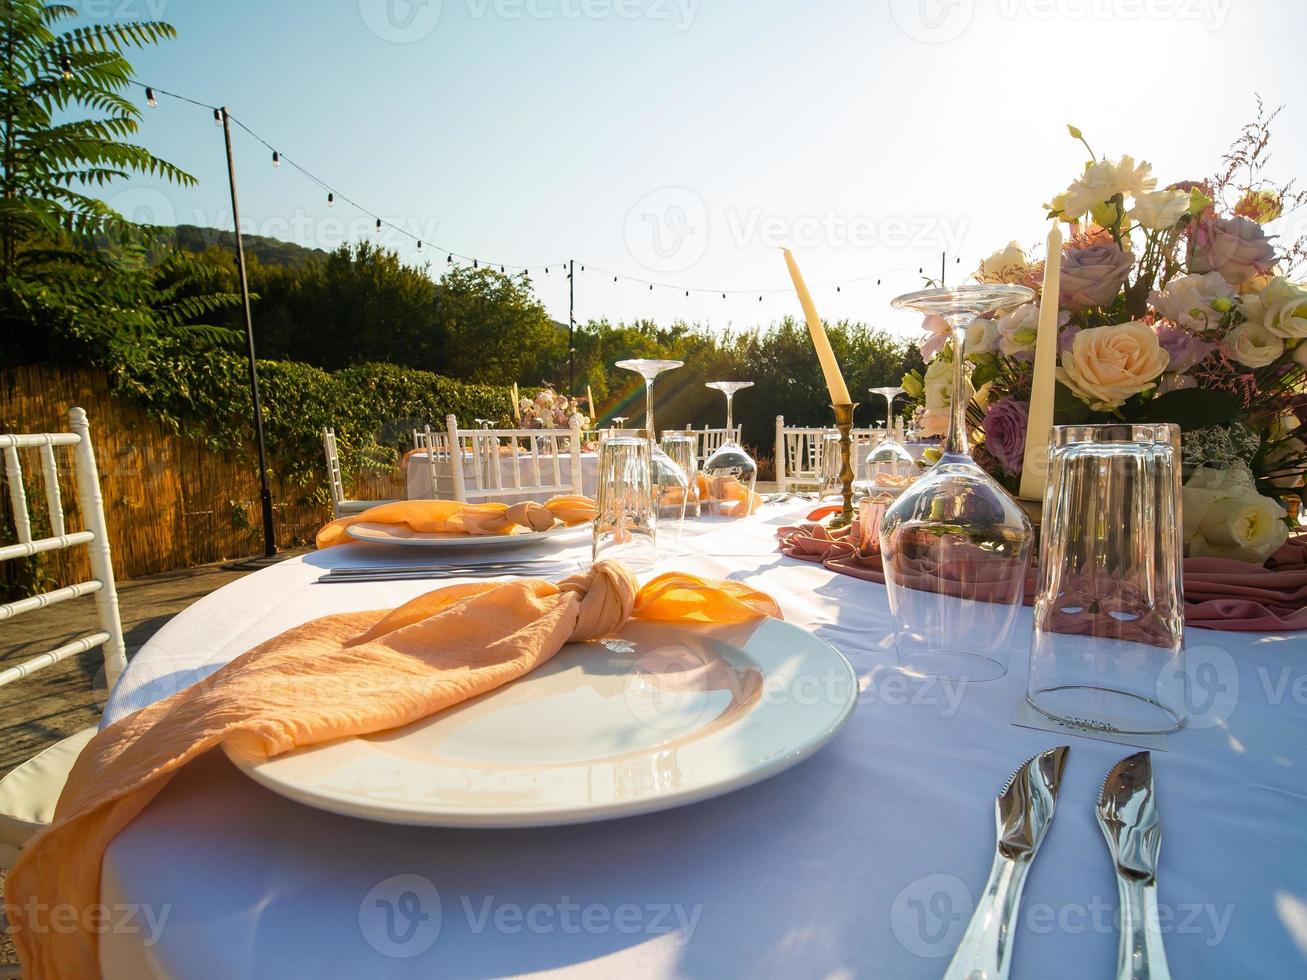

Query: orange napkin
(4, 562), (779, 978)
(695, 473), (763, 517)
(316, 495), (597, 548)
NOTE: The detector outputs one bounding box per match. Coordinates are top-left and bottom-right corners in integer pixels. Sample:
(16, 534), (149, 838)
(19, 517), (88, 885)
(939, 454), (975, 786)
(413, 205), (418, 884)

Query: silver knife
(944, 746), (1070, 980)
(1097, 751), (1171, 980)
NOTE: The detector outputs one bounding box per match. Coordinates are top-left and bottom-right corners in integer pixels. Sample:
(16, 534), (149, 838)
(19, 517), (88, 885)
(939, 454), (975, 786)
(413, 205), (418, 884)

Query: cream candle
(782, 248), (852, 405)
(1018, 224), (1063, 500)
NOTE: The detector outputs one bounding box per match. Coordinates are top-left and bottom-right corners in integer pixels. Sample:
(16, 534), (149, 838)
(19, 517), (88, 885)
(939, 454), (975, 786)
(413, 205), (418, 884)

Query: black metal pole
(220, 107), (276, 557)
(568, 257), (575, 394)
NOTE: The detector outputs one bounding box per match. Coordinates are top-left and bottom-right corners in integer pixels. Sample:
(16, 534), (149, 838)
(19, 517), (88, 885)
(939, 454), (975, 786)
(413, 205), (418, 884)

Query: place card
(1010, 699), (1169, 752)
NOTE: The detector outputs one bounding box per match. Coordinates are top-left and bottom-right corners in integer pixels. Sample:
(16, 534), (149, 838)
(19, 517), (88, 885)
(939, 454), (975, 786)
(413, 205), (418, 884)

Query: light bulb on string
(473, 260), (477, 269)
(213, 108), (223, 126)
(446, 254), (452, 264)
(375, 218), (382, 233)
(145, 87), (157, 108)
(327, 193), (335, 207)
(500, 265), (505, 273)
(417, 240), (423, 251)
(271, 150), (280, 167)
(60, 54), (73, 80)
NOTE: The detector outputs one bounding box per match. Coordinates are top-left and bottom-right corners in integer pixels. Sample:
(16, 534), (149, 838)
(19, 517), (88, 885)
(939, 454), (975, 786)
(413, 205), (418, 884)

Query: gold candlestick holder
(828, 402), (858, 529)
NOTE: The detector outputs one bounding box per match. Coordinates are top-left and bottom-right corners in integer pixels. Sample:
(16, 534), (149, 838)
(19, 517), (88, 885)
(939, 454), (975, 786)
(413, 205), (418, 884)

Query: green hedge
(113, 341), (512, 490)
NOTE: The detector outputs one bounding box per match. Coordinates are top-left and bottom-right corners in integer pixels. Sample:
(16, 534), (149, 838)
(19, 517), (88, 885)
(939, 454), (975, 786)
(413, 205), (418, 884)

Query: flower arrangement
(904, 107), (1307, 563)
(517, 386), (591, 431)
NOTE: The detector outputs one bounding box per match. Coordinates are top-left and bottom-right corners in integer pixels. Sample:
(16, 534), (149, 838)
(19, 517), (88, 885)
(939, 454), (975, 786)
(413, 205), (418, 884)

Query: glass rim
(1049, 422), (1180, 447)
(889, 283), (1034, 314)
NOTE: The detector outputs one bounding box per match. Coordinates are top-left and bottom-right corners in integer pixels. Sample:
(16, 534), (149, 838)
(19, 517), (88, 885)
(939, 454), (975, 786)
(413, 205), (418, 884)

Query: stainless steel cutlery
(944, 746), (1070, 980)
(1097, 751), (1171, 980)
(317, 560), (577, 583)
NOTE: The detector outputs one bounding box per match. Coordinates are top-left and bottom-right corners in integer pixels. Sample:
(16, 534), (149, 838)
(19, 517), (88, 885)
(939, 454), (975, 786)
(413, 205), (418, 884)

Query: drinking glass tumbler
(1026, 423), (1186, 735)
(593, 435), (657, 570)
(660, 432), (701, 518)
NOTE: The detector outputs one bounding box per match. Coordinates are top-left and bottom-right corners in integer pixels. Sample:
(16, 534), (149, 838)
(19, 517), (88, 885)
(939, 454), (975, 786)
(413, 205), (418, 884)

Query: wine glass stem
(724, 392), (734, 433)
(945, 321), (970, 456)
(885, 395), (894, 434)
(645, 378), (655, 447)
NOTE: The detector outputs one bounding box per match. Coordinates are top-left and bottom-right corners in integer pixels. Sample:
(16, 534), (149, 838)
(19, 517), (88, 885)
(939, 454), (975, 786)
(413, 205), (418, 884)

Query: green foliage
(112, 339), (511, 491)
(0, 0), (241, 360)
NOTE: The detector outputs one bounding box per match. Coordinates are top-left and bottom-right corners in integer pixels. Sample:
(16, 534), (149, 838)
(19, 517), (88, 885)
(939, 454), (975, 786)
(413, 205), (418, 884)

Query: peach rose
(1056, 321), (1170, 410)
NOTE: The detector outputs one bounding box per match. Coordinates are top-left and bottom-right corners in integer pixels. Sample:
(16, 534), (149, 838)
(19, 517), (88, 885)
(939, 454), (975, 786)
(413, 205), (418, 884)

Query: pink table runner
(779, 520), (1307, 632)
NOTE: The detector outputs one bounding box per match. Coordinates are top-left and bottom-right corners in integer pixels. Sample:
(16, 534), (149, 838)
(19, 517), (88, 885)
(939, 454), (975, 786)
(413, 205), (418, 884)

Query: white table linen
(98, 503), (1307, 979)
(405, 452), (599, 502)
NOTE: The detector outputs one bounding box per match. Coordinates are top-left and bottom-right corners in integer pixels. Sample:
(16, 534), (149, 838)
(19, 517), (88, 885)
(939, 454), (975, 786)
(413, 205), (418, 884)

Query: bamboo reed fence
(1, 365), (404, 586)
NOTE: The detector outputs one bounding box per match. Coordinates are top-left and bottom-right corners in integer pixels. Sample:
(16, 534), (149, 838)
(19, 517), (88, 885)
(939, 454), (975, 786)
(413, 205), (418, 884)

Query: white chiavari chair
(0, 408), (126, 870)
(774, 416), (833, 493)
(693, 425), (741, 463)
(443, 415), (583, 503)
(321, 427), (399, 517)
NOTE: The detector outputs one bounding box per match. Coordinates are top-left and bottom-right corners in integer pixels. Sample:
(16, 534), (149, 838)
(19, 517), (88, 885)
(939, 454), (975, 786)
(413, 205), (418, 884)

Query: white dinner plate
(225, 617), (856, 827)
(345, 521), (576, 549)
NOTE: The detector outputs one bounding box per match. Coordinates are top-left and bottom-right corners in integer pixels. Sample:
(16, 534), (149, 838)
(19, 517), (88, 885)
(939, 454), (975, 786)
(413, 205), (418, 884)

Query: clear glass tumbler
(660, 432), (701, 518)
(1026, 424), (1186, 735)
(593, 435), (657, 570)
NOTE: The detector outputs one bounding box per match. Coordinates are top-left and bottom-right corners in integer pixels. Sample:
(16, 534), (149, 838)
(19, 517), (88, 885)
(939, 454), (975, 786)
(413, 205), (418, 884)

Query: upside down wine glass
(702, 381), (758, 515)
(879, 285), (1036, 681)
(615, 359), (690, 523)
(865, 386), (916, 494)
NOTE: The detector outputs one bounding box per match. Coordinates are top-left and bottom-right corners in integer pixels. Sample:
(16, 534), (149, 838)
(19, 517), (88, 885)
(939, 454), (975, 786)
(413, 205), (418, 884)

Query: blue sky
(92, 0), (1307, 337)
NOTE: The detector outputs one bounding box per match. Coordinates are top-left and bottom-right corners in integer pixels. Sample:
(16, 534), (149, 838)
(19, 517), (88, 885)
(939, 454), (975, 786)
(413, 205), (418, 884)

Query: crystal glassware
(701, 381), (758, 515)
(660, 432), (701, 518)
(1027, 424), (1186, 735)
(593, 434), (657, 570)
(820, 429), (843, 499)
(880, 285), (1036, 682)
(864, 386), (917, 495)
(615, 359), (689, 524)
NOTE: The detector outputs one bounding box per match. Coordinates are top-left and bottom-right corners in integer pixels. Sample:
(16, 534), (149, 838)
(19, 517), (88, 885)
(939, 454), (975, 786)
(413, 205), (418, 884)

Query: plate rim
(344, 521), (576, 548)
(225, 618), (857, 828)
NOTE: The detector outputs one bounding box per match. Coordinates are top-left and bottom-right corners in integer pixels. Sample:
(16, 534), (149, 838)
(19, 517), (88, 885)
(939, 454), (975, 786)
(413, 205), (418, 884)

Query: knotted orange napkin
(4, 561), (779, 978)
(316, 494), (597, 548)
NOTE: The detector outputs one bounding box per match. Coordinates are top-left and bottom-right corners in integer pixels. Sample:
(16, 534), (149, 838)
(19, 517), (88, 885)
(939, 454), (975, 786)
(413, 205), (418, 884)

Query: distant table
(405, 451), (600, 502)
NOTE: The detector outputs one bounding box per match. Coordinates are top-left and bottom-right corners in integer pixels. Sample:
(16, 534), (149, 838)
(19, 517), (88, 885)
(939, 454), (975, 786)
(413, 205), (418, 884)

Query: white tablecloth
(405, 452), (600, 502)
(98, 503), (1307, 978)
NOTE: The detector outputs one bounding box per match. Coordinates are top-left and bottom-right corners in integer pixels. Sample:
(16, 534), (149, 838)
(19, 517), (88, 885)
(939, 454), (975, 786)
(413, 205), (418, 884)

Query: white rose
(919, 408), (949, 439)
(1258, 277), (1307, 339)
(1060, 155), (1157, 219)
(976, 242), (1030, 284)
(965, 317), (999, 356)
(997, 302), (1040, 358)
(1265, 437), (1306, 490)
(1149, 272), (1234, 332)
(923, 355), (972, 413)
(1130, 188), (1190, 231)
(1183, 463), (1290, 563)
(1224, 321), (1284, 368)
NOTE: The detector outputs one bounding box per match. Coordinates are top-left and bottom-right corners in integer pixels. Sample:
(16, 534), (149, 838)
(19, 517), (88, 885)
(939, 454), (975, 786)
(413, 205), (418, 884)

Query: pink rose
(1060, 243), (1134, 310)
(981, 398), (1029, 475)
(1189, 216), (1277, 286)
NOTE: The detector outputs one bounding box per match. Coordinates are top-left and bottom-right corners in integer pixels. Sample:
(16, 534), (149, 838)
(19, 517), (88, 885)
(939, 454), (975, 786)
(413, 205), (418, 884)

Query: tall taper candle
(1018, 224), (1063, 500)
(783, 248), (852, 405)
(511, 383), (521, 422)
(587, 385), (595, 418)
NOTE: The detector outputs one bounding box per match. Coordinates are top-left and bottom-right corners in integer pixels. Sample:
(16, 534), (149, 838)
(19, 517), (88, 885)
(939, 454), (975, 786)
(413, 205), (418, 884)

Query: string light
(446, 254), (452, 264)
(145, 86), (157, 108)
(327, 192), (334, 207)
(417, 240), (423, 250)
(375, 218), (382, 233)
(271, 150), (280, 167)
(213, 107), (222, 126)
(60, 54), (73, 80)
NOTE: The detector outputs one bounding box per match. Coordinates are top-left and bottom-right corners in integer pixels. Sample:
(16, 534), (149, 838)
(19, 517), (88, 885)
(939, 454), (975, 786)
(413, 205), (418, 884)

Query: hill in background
(170, 225), (328, 268)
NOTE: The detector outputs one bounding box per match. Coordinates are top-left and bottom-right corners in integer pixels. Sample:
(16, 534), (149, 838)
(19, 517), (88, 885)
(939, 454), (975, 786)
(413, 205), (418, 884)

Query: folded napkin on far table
(4, 561), (780, 979)
(316, 494), (596, 548)
(779, 522), (1307, 632)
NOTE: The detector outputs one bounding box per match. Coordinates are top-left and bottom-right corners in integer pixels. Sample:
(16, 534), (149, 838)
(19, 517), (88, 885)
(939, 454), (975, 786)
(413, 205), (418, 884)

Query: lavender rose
(1060, 243), (1133, 310)
(981, 398), (1029, 475)
(1155, 323), (1216, 373)
(1189, 215), (1277, 286)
